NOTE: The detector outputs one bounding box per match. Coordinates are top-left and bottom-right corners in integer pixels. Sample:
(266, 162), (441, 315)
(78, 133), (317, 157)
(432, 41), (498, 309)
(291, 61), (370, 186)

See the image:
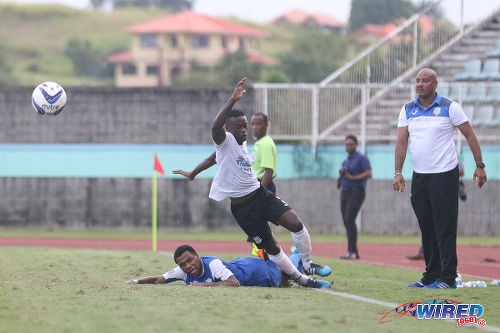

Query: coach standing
(393, 68), (487, 289)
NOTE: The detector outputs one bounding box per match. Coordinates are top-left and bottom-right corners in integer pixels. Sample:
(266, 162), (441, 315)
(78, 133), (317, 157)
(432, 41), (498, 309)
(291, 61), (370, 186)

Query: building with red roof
(108, 11), (273, 87)
(351, 22), (399, 44)
(271, 8), (346, 35)
(351, 16), (434, 45)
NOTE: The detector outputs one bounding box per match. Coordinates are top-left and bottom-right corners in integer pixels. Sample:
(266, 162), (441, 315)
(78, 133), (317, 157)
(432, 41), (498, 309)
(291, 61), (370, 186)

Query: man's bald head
(416, 68), (438, 82)
(415, 68), (438, 101)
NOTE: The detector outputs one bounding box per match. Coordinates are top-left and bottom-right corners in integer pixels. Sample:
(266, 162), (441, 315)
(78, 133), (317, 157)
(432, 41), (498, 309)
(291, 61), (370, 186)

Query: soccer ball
(31, 81), (67, 116)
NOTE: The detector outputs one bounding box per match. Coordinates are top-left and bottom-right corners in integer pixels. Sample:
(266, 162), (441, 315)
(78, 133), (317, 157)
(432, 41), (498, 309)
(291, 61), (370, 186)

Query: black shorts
(231, 186), (291, 250)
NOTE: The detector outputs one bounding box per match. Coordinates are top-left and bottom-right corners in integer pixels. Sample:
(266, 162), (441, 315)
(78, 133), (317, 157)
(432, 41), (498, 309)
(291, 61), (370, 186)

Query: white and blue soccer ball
(31, 81), (67, 116)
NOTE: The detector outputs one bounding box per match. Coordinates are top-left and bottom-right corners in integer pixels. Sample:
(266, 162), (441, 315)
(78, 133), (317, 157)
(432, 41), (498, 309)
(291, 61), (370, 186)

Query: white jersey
(209, 132), (260, 201)
(398, 94), (468, 174)
(162, 257), (233, 284)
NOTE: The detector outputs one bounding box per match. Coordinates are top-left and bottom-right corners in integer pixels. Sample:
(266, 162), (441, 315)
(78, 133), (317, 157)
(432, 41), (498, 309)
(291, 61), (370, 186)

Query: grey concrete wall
(276, 179), (500, 236)
(0, 177), (497, 236)
(0, 86), (255, 144)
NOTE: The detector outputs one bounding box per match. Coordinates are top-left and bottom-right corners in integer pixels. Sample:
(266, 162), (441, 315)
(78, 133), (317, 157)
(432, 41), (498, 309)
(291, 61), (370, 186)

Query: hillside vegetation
(0, 4), (300, 87)
(0, 4), (171, 86)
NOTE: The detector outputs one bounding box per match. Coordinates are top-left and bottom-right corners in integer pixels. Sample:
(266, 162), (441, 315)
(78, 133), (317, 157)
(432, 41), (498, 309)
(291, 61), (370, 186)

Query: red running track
(1, 237), (499, 280)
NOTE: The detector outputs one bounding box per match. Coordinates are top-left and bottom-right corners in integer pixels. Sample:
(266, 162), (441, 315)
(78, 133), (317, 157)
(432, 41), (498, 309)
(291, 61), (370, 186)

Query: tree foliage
(261, 70), (290, 83)
(214, 48), (264, 86)
(415, 0), (445, 20)
(0, 42), (14, 85)
(65, 38), (112, 78)
(349, 0), (415, 31)
(279, 31), (348, 83)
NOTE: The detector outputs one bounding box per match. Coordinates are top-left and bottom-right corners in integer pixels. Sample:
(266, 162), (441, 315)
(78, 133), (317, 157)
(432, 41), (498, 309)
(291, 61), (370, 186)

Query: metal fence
(254, 0), (500, 150)
(255, 82), (500, 147)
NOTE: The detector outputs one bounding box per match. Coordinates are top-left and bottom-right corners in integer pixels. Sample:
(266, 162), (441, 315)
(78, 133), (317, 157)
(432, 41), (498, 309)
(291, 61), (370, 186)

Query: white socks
(268, 249), (309, 285)
(291, 225), (312, 270)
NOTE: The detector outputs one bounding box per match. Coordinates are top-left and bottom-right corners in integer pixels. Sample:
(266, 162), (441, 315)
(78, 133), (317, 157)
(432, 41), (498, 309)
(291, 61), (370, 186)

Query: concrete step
(484, 22), (500, 30)
(462, 38), (497, 46)
(439, 53), (476, 62)
(376, 99), (408, 107)
(471, 30), (500, 39)
(449, 45), (495, 54)
(430, 61), (469, 69)
(365, 117), (399, 125)
(367, 108), (401, 117)
(345, 123), (391, 131)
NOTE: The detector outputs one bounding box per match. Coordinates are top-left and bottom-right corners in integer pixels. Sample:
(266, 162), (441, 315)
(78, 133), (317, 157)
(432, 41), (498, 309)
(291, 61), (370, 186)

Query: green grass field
(2, 244), (499, 333)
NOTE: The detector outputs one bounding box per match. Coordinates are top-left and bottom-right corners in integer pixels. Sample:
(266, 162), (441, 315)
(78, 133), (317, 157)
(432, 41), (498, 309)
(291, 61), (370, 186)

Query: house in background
(351, 22), (399, 44)
(108, 11), (273, 87)
(351, 16), (434, 45)
(271, 8), (346, 36)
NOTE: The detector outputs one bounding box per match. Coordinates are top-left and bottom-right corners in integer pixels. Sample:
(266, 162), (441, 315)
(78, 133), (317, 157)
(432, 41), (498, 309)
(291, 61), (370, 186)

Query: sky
(0, 0), (496, 27)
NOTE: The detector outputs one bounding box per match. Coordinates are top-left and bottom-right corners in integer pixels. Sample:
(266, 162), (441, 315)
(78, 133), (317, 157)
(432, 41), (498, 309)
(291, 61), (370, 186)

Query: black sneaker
(303, 262), (332, 277)
(302, 277), (331, 289)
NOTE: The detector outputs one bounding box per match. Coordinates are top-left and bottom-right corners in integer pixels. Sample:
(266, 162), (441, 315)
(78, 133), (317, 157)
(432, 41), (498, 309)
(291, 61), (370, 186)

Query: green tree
(261, 70), (290, 83)
(415, 1), (445, 20)
(0, 42), (14, 85)
(65, 38), (112, 78)
(349, 0), (415, 31)
(214, 48), (264, 86)
(279, 31), (348, 83)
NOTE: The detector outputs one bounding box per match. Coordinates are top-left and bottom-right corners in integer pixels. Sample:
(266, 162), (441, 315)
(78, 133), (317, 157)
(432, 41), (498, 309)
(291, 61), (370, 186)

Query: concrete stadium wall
(0, 86), (498, 235)
(0, 86), (255, 144)
(0, 177), (498, 236)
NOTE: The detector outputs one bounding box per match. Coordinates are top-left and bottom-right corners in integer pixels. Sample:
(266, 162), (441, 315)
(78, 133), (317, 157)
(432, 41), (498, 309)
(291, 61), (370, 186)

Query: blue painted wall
(1, 144), (498, 180)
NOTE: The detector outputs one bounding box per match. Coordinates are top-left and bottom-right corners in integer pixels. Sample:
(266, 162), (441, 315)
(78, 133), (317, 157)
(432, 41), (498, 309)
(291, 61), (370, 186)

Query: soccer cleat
(424, 281), (457, 289)
(407, 280), (427, 288)
(303, 277), (331, 289)
(290, 246), (331, 277)
(304, 262), (332, 277)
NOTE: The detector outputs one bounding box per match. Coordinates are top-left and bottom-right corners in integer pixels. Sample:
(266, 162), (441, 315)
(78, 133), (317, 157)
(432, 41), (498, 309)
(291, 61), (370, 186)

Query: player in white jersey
(393, 68), (487, 289)
(174, 78), (331, 289)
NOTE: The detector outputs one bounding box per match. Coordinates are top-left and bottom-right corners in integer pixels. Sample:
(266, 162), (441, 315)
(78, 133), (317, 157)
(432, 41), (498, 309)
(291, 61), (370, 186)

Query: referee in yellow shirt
(248, 112), (277, 258)
(251, 112), (277, 194)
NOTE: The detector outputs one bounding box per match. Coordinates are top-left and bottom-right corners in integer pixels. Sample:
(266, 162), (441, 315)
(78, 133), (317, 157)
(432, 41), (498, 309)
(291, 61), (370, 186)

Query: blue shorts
(231, 257), (282, 287)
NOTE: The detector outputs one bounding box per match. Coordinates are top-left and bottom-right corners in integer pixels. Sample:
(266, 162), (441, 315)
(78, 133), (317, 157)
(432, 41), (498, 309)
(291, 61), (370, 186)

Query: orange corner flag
(154, 153), (165, 175)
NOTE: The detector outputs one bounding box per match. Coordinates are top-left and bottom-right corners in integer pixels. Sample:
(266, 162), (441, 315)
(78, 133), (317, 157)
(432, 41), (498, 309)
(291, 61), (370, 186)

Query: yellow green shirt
(251, 135), (277, 180)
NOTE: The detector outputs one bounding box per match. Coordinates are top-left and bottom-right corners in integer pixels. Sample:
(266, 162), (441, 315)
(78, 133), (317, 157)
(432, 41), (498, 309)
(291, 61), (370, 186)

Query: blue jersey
(341, 152), (371, 188)
(163, 256), (281, 287)
(398, 93), (468, 173)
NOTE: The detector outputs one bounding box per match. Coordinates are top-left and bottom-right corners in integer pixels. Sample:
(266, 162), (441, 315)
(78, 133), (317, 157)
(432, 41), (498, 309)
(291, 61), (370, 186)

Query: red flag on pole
(154, 153), (164, 175)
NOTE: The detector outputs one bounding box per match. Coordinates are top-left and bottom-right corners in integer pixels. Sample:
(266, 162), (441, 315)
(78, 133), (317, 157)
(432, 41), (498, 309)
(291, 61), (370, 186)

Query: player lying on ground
(125, 244), (306, 287)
